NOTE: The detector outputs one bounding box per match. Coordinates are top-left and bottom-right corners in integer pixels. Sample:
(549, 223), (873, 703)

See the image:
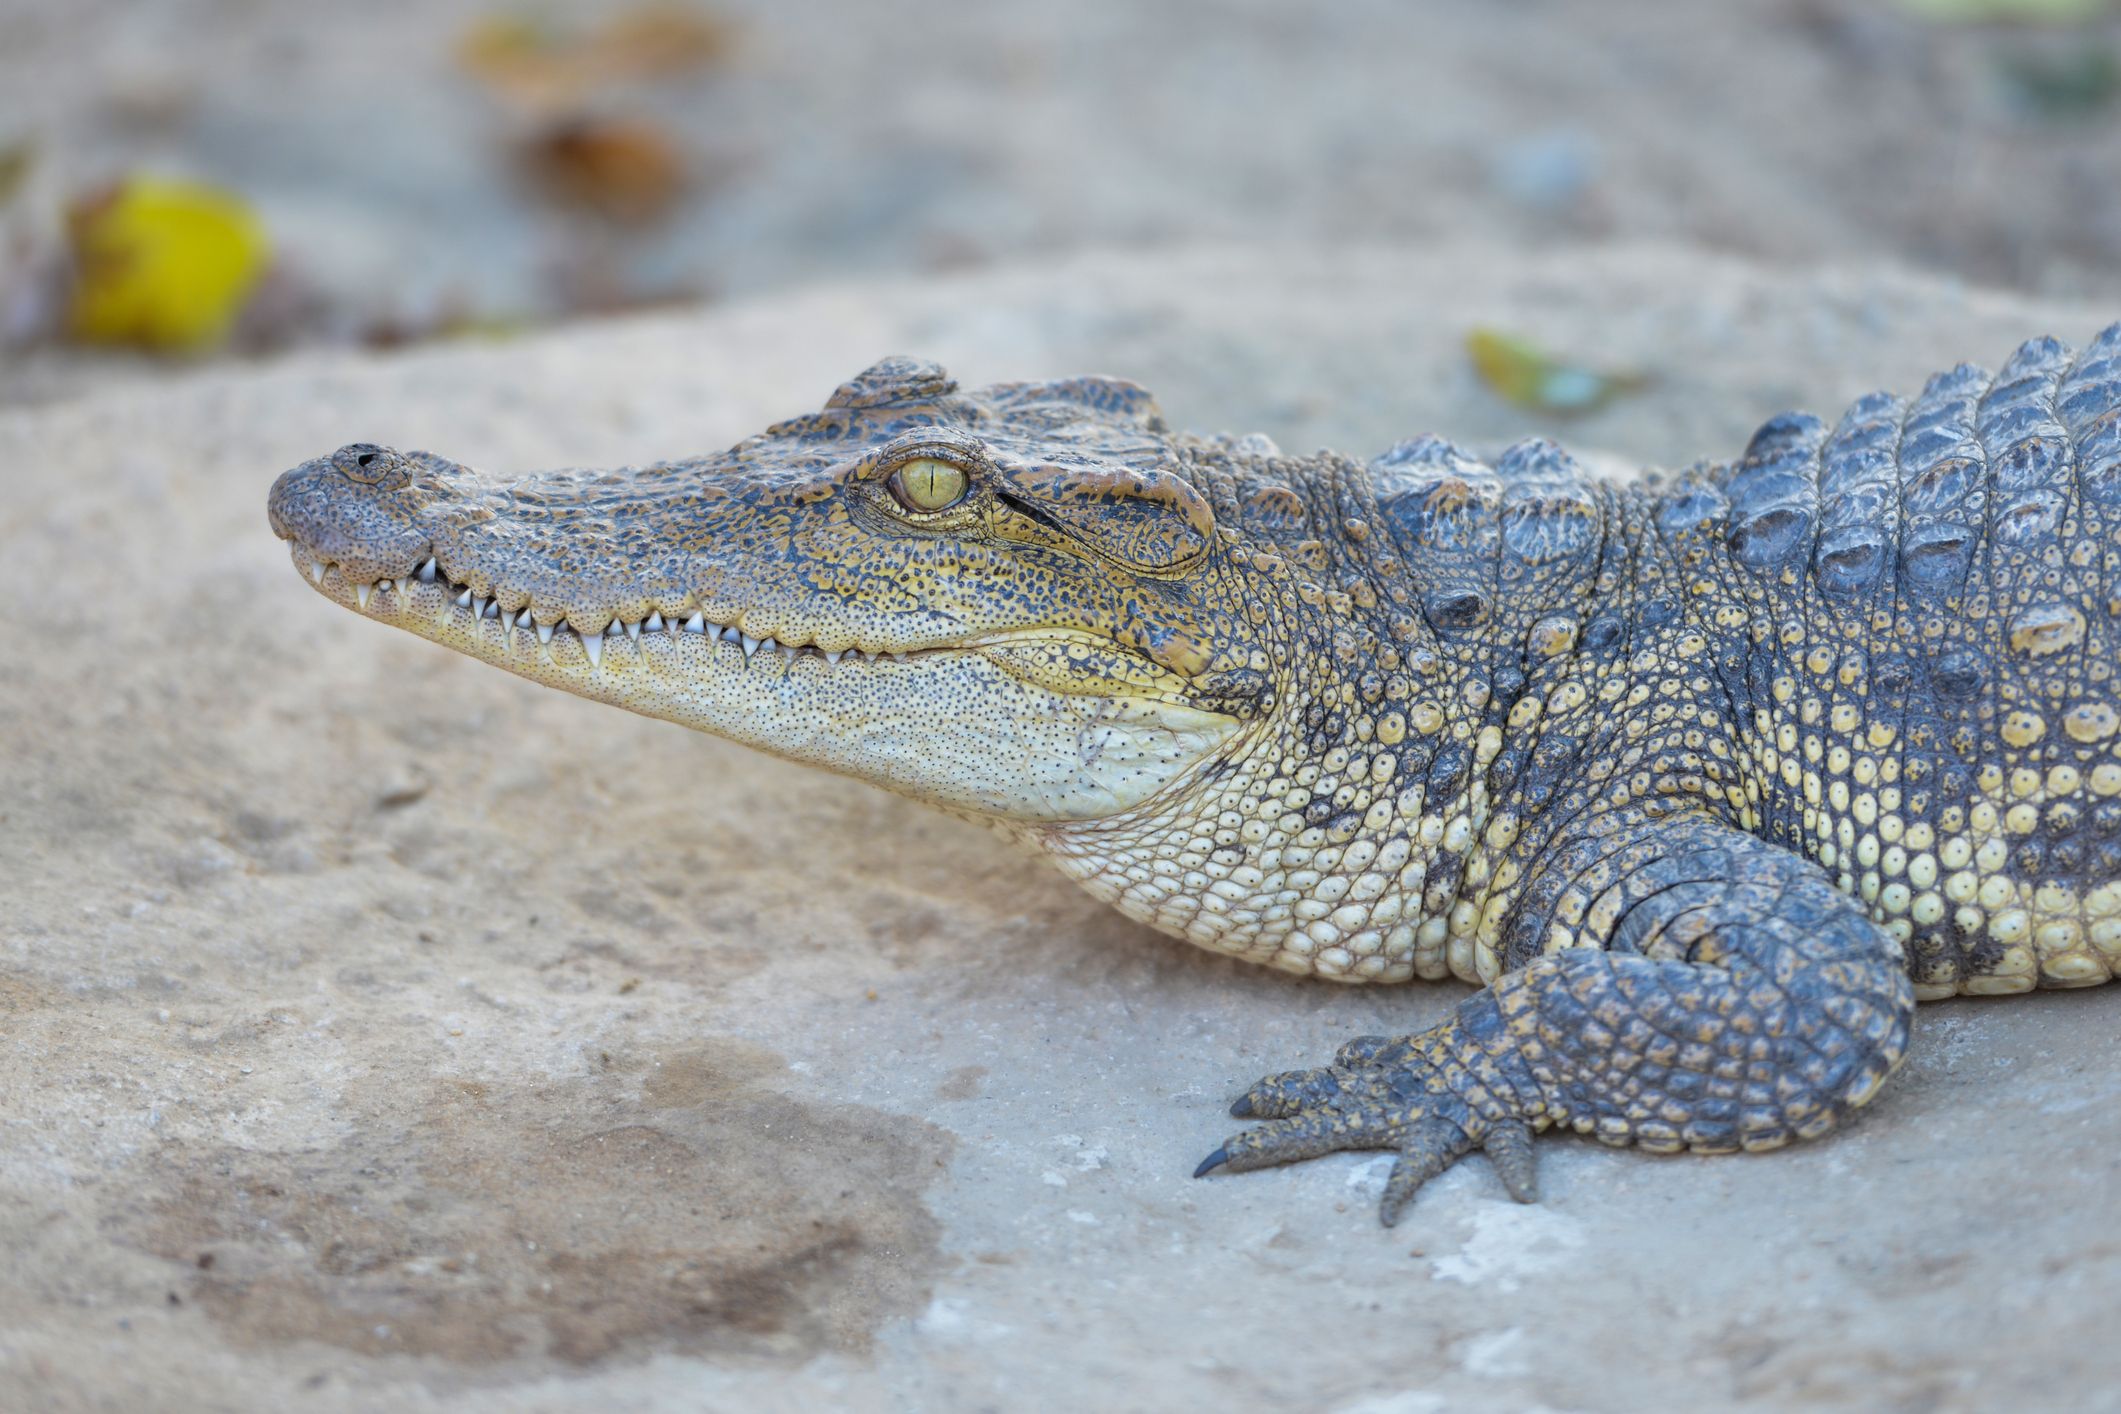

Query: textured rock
(3, 245), (2118, 1412)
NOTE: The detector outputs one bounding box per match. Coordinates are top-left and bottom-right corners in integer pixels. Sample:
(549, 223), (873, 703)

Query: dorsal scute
(1852, 361), (1979, 599)
(1979, 339), (2071, 492)
(1494, 437), (1600, 568)
(1725, 411), (1826, 571)
(1952, 336), (2077, 574)
(1654, 475), (1731, 538)
(1809, 391), (1906, 597)
(1899, 369), (1987, 512)
(2062, 322), (2121, 506)
(1368, 435), (1502, 558)
(1371, 432), (1488, 479)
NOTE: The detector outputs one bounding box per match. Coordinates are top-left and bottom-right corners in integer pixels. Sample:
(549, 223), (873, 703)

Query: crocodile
(266, 332), (2121, 1225)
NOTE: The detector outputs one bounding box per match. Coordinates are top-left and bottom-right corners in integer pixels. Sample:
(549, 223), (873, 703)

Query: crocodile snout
(267, 442), (446, 585)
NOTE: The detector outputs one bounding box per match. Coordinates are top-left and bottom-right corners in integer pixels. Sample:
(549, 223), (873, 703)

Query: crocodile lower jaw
(283, 543), (1242, 822)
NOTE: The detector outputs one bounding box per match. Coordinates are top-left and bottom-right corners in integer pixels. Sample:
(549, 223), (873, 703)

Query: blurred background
(4, 0), (2121, 409)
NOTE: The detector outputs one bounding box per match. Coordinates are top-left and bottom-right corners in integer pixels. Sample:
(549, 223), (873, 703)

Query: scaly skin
(267, 335), (2121, 1224)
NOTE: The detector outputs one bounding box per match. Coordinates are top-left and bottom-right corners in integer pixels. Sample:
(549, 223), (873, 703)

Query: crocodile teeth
(644, 612), (664, 634)
(355, 582), (373, 610)
(536, 620), (554, 645)
(455, 587), (472, 607)
(517, 608), (534, 628)
(418, 558), (438, 583)
(479, 598), (495, 619)
(684, 613), (705, 634)
(624, 618), (642, 642)
(740, 633), (762, 657)
(825, 649), (844, 666)
(308, 560), (326, 585)
(582, 631), (604, 667)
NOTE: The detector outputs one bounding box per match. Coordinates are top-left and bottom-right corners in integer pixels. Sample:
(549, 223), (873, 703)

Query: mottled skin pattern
(267, 333), (2121, 1225)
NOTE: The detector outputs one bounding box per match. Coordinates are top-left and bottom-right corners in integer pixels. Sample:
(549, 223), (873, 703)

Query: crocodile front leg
(1196, 807), (1917, 1224)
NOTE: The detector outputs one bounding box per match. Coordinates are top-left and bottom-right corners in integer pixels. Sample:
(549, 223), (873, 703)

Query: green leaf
(1466, 328), (1644, 416)
(1898, 0), (2109, 22)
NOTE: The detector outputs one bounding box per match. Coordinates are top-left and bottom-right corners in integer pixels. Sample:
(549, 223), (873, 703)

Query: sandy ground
(5, 244), (2121, 1413)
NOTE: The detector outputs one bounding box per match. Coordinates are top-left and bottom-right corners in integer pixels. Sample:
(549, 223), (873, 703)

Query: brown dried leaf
(519, 117), (688, 224)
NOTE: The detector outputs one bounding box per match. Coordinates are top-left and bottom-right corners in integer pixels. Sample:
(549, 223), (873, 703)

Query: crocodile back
(1669, 327), (2121, 994)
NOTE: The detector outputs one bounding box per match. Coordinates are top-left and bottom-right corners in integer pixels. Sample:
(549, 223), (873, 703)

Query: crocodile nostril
(333, 442), (406, 487)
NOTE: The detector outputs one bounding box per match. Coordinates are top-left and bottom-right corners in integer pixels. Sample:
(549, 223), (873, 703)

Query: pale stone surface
(4, 245), (2119, 1412)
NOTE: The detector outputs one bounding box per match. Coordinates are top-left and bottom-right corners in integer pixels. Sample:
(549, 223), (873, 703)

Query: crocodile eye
(889, 457), (970, 512)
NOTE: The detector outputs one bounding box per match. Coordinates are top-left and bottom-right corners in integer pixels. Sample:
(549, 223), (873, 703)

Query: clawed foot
(1194, 1032), (1542, 1226)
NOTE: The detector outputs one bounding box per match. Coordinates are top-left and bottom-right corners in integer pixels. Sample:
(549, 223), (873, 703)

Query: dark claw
(1482, 1120), (1540, 1203)
(1229, 1094), (1257, 1118)
(1192, 1147), (1229, 1178)
(1377, 1113), (1476, 1226)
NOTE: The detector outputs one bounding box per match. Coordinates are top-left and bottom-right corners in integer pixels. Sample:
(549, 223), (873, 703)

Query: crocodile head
(266, 358), (1279, 823)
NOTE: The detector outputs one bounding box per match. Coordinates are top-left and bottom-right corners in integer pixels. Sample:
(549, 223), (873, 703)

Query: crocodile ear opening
(1000, 463), (1215, 573)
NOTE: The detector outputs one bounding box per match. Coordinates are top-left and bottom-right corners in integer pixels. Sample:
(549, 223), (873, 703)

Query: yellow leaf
(66, 176), (270, 352)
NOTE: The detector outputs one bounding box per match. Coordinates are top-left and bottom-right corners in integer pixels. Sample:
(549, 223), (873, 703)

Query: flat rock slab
(4, 245), (2118, 1413)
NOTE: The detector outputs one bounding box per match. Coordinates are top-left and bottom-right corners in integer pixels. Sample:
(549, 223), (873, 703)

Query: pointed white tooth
(644, 612), (664, 633)
(536, 620), (554, 645)
(684, 613), (705, 634)
(418, 558), (437, 582)
(308, 560), (326, 584)
(582, 631), (604, 667)
(863, 649), (880, 664)
(891, 652), (909, 663)
(740, 633), (761, 657)
(825, 649), (844, 666)
(474, 596), (490, 618)
(455, 587), (472, 607)
(624, 618), (641, 642)
(355, 582), (373, 610)
(518, 608), (534, 627)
